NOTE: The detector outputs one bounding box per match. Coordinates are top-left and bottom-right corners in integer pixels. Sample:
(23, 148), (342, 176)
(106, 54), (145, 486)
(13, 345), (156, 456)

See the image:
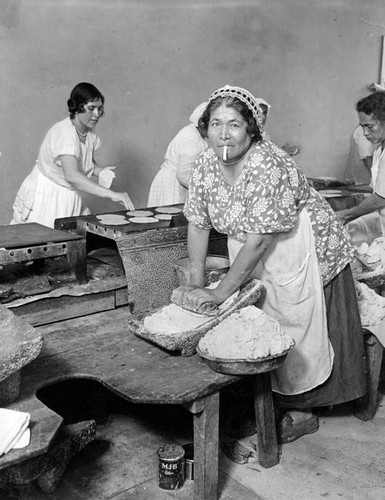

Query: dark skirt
(274, 264), (366, 409)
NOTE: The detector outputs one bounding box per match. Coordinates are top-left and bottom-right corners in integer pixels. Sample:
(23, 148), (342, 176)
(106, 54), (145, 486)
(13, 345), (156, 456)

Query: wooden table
(1, 307), (279, 499)
(0, 223), (87, 283)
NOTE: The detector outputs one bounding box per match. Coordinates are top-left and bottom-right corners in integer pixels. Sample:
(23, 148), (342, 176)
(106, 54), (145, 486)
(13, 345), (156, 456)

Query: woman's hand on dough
(172, 285), (220, 310)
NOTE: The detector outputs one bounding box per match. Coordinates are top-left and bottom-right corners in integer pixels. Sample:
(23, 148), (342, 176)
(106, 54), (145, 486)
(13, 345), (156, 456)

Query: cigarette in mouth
(223, 146), (228, 161)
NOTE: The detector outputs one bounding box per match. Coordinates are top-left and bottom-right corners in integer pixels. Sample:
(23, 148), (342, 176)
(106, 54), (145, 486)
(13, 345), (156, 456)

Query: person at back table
(147, 102), (208, 207)
(10, 82), (134, 228)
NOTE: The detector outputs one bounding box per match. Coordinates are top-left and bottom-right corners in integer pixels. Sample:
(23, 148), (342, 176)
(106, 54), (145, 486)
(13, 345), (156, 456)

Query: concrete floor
(1, 372), (385, 500)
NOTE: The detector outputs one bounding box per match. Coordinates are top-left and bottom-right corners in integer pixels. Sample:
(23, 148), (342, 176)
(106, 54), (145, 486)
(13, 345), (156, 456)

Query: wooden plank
(19, 308), (239, 405)
(115, 287), (128, 307)
(252, 372), (279, 468)
(0, 223), (83, 248)
(65, 239), (87, 284)
(11, 291), (116, 326)
(192, 392), (219, 500)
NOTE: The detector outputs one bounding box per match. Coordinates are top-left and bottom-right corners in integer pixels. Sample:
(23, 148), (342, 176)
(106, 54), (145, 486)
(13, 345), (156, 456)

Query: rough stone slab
(0, 420), (96, 492)
(0, 304), (43, 382)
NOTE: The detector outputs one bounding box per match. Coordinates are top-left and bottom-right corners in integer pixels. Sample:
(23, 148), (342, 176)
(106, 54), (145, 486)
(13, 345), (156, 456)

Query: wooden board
(0, 223), (84, 248)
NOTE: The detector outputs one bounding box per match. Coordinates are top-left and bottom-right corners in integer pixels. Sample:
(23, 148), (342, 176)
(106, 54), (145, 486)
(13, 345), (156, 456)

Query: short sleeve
(242, 145), (305, 234)
(49, 122), (80, 161)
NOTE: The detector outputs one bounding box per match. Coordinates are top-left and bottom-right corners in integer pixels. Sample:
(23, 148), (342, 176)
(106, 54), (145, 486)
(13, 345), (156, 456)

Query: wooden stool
(0, 223), (87, 284)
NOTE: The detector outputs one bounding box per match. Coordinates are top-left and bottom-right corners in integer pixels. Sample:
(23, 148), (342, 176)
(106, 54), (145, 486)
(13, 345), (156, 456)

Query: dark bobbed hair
(67, 82), (105, 119)
(197, 96), (262, 142)
(356, 92), (385, 123)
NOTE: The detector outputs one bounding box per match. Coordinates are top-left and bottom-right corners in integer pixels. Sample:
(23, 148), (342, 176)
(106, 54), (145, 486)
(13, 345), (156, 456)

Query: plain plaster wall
(1, 0), (385, 224)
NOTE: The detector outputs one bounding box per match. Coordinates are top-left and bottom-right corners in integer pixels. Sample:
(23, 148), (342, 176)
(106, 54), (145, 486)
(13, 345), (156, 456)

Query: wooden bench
(1, 307), (280, 499)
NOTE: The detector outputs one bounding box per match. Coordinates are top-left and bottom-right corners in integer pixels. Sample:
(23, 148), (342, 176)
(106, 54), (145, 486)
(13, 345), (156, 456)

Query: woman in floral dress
(174, 85), (366, 452)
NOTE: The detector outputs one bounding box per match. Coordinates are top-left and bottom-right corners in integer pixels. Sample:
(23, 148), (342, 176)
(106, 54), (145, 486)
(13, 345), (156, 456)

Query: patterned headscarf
(208, 85), (265, 131)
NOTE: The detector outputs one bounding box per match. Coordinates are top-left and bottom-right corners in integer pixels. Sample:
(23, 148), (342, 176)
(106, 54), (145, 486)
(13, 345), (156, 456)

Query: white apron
(147, 164), (186, 207)
(228, 208), (334, 395)
(10, 166), (90, 228)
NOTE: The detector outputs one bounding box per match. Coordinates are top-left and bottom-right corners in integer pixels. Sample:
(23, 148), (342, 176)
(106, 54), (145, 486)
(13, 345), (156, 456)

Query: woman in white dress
(147, 102), (208, 207)
(11, 82), (134, 228)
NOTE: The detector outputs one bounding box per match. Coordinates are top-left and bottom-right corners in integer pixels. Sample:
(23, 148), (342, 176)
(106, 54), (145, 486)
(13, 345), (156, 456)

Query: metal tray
(196, 344), (294, 375)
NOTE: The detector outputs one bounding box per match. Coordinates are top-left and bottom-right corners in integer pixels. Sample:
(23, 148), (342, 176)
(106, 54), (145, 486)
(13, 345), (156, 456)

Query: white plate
(154, 206), (182, 214)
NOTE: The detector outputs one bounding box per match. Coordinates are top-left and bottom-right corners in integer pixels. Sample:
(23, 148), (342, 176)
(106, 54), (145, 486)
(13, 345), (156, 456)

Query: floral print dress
(184, 140), (355, 286)
(184, 140), (356, 395)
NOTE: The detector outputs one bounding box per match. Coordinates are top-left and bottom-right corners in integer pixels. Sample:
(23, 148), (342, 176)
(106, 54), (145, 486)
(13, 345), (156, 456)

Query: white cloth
(98, 169), (115, 188)
(11, 117), (100, 228)
(228, 208), (334, 395)
(10, 166), (91, 228)
(147, 123), (207, 206)
(0, 408), (30, 456)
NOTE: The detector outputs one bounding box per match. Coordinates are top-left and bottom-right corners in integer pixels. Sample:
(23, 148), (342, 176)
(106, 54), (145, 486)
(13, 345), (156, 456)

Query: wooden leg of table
(185, 392), (220, 500)
(65, 239), (87, 284)
(251, 372), (279, 468)
(354, 332), (384, 421)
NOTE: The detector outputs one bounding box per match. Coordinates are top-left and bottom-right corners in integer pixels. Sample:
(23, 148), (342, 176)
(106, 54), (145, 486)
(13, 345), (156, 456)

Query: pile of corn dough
(143, 304), (210, 336)
(143, 282), (239, 336)
(354, 280), (385, 327)
(199, 306), (294, 359)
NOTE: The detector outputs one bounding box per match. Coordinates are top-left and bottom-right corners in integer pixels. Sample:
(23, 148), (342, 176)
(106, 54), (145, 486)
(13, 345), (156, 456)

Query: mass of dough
(143, 281), (239, 336)
(354, 280), (385, 327)
(199, 306), (294, 359)
(143, 304), (210, 336)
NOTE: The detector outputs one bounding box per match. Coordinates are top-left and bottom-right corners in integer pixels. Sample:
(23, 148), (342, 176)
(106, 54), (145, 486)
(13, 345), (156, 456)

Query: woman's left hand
(336, 209), (350, 225)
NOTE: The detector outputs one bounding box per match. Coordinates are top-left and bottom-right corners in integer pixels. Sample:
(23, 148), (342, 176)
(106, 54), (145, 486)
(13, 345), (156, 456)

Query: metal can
(157, 444), (185, 490)
(183, 443), (194, 480)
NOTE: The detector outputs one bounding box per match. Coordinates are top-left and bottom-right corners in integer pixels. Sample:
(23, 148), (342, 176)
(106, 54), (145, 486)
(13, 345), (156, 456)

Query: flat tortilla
(97, 219), (131, 226)
(319, 190), (343, 198)
(130, 216), (158, 223)
(154, 206), (182, 214)
(126, 210), (154, 217)
(96, 214), (130, 225)
(155, 214), (172, 220)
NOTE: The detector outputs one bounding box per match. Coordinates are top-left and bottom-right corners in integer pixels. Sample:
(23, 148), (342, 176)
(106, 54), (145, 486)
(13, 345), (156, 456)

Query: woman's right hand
(111, 191), (135, 210)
